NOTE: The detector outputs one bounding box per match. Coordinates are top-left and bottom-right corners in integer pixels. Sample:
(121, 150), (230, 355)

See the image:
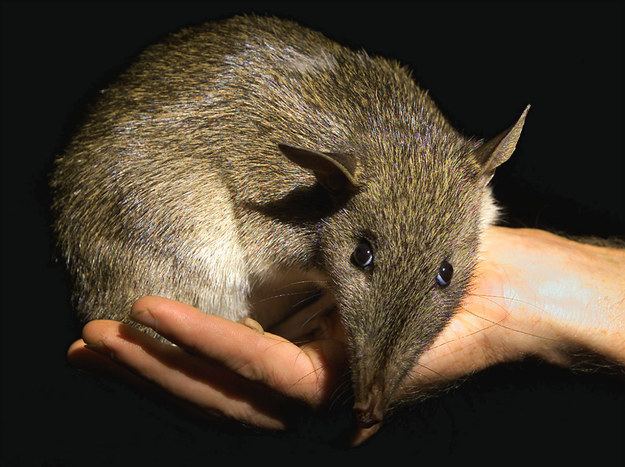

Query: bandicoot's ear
(277, 143), (359, 193)
(472, 105), (530, 184)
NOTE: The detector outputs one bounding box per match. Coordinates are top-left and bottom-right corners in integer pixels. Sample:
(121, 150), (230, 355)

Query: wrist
(491, 231), (625, 367)
(548, 241), (625, 366)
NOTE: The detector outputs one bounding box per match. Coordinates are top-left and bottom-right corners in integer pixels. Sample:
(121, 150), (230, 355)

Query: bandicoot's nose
(354, 408), (383, 428)
(353, 382), (384, 428)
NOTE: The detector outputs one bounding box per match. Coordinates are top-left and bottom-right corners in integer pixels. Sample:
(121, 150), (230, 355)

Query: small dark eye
(435, 260), (453, 287)
(351, 239), (374, 270)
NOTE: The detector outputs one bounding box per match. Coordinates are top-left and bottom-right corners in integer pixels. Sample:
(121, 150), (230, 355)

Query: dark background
(1, 1), (623, 465)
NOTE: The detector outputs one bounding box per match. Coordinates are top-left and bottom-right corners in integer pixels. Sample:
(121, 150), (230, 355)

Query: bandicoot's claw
(349, 422), (382, 447)
(238, 317), (264, 334)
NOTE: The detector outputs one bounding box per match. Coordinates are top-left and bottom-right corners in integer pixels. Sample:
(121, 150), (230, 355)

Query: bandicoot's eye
(436, 260), (453, 287)
(351, 239), (374, 270)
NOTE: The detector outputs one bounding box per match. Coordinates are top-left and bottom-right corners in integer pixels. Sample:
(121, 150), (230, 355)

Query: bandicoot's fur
(51, 15), (527, 429)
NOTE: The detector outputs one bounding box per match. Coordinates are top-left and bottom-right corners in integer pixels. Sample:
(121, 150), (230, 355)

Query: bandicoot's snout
(350, 386), (385, 446)
(353, 381), (385, 428)
(349, 379), (395, 446)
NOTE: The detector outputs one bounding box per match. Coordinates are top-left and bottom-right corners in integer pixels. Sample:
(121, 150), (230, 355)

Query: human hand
(68, 227), (625, 440)
(68, 297), (347, 430)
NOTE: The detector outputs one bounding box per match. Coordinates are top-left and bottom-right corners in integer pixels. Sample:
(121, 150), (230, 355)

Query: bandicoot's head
(278, 105), (528, 443)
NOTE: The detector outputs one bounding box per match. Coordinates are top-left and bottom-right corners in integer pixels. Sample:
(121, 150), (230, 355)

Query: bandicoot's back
(51, 15), (464, 324)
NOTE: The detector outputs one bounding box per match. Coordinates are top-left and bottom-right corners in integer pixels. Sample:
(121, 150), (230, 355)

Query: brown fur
(51, 15), (527, 426)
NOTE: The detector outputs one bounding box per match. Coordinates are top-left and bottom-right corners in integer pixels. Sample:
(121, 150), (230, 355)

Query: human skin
(67, 226), (625, 439)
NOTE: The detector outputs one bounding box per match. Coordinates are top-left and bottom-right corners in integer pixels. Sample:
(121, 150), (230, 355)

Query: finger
(129, 296), (346, 405)
(68, 338), (178, 405)
(81, 319), (295, 429)
(68, 338), (135, 380)
(68, 338), (256, 427)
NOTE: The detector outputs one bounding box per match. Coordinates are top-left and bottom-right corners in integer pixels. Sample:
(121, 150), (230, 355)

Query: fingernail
(85, 341), (117, 361)
(130, 307), (158, 328)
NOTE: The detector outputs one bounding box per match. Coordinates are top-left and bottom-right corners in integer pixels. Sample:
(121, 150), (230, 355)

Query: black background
(1, 1), (623, 465)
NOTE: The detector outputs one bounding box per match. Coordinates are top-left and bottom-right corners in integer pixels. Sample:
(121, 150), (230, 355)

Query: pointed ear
(472, 105), (530, 183)
(277, 143), (359, 193)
